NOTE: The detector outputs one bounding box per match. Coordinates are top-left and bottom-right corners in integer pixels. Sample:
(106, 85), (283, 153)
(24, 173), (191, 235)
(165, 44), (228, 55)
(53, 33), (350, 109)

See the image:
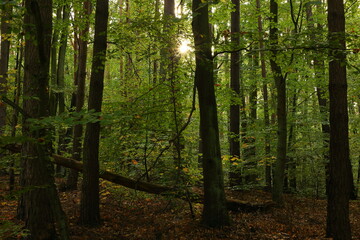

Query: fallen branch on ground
(52, 154), (275, 212)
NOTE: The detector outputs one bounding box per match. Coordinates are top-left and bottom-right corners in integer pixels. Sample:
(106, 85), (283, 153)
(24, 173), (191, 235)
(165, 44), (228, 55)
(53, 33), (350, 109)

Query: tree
(326, 0), (353, 238)
(306, 2), (330, 195)
(19, 0), (69, 239)
(269, 0), (287, 206)
(80, 0), (109, 227)
(192, 0), (230, 227)
(256, 0), (271, 190)
(66, 0), (92, 190)
(229, 0), (241, 186)
(0, 0), (12, 134)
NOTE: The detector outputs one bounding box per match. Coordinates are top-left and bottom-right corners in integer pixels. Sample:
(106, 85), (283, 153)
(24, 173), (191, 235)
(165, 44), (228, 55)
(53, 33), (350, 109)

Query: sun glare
(179, 39), (191, 54)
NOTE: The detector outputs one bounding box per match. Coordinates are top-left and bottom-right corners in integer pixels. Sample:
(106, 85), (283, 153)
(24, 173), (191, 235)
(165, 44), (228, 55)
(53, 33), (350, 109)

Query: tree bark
(20, 0), (69, 239)
(9, 40), (23, 191)
(49, 7), (61, 117)
(270, 0), (287, 206)
(244, 50), (257, 184)
(256, 0), (271, 190)
(285, 90), (298, 192)
(80, 0), (109, 227)
(66, 1), (92, 190)
(305, 4), (330, 196)
(192, 0), (230, 227)
(0, 0), (12, 134)
(57, 4), (70, 118)
(55, 4), (70, 162)
(326, 0), (353, 238)
(229, 0), (241, 187)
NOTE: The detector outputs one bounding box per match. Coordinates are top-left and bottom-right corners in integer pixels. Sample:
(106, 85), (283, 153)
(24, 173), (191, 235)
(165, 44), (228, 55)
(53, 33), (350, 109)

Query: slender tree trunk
(9, 41), (23, 191)
(49, 7), (62, 117)
(55, 4), (70, 160)
(66, 1), (92, 190)
(229, 0), (241, 187)
(326, 0), (353, 238)
(285, 90), (298, 192)
(256, 0), (271, 190)
(80, 0), (109, 227)
(20, 0), (70, 239)
(57, 4), (70, 118)
(244, 50), (257, 184)
(0, 0), (12, 134)
(161, 0), (184, 179)
(306, 2), (330, 197)
(270, 0), (287, 206)
(192, 0), (229, 227)
(122, 0), (131, 97)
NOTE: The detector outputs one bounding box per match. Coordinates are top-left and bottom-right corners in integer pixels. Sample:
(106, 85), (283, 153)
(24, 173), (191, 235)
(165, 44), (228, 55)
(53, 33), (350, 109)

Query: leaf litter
(1, 177), (359, 239)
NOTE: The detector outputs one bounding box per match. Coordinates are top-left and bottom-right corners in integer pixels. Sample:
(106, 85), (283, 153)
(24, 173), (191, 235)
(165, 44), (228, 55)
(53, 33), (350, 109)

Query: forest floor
(1, 176), (360, 240)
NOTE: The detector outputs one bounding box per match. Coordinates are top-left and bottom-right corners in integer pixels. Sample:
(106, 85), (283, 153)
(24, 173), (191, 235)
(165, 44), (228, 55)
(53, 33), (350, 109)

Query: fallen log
(4, 144), (275, 211)
(52, 154), (275, 212)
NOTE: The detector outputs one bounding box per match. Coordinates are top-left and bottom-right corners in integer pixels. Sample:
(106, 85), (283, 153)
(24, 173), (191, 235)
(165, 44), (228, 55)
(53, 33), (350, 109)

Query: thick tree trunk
(229, 0), (241, 187)
(66, 1), (92, 190)
(192, 0), (229, 227)
(0, 0), (12, 134)
(20, 0), (69, 239)
(326, 0), (353, 238)
(270, 0), (287, 206)
(80, 0), (108, 227)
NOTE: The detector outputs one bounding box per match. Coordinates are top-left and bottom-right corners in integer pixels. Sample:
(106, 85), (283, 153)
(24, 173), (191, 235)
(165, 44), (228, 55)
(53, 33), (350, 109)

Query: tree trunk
(66, 1), (92, 190)
(256, 0), (271, 190)
(244, 49), (257, 184)
(57, 4), (70, 119)
(229, 0), (241, 187)
(0, 0), (12, 134)
(285, 90), (298, 192)
(270, 0), (287, 206)
(9, 43), (23, 191)
(306, 2), (330, 197)
(192, 0), (230, 227)
(55, 4), (70, 160)
(80, 0), (109, 227)
(326, 0), (353, 238)
(20, 0), (70, 239)
(49, 7), (61, 117)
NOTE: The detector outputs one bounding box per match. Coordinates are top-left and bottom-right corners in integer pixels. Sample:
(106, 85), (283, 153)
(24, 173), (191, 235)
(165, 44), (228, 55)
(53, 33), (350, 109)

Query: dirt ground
(1, 177), (359, 239)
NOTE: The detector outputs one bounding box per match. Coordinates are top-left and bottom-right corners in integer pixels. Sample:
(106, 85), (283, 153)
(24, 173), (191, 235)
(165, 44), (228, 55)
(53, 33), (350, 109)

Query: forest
(0, 0), (360, 239)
